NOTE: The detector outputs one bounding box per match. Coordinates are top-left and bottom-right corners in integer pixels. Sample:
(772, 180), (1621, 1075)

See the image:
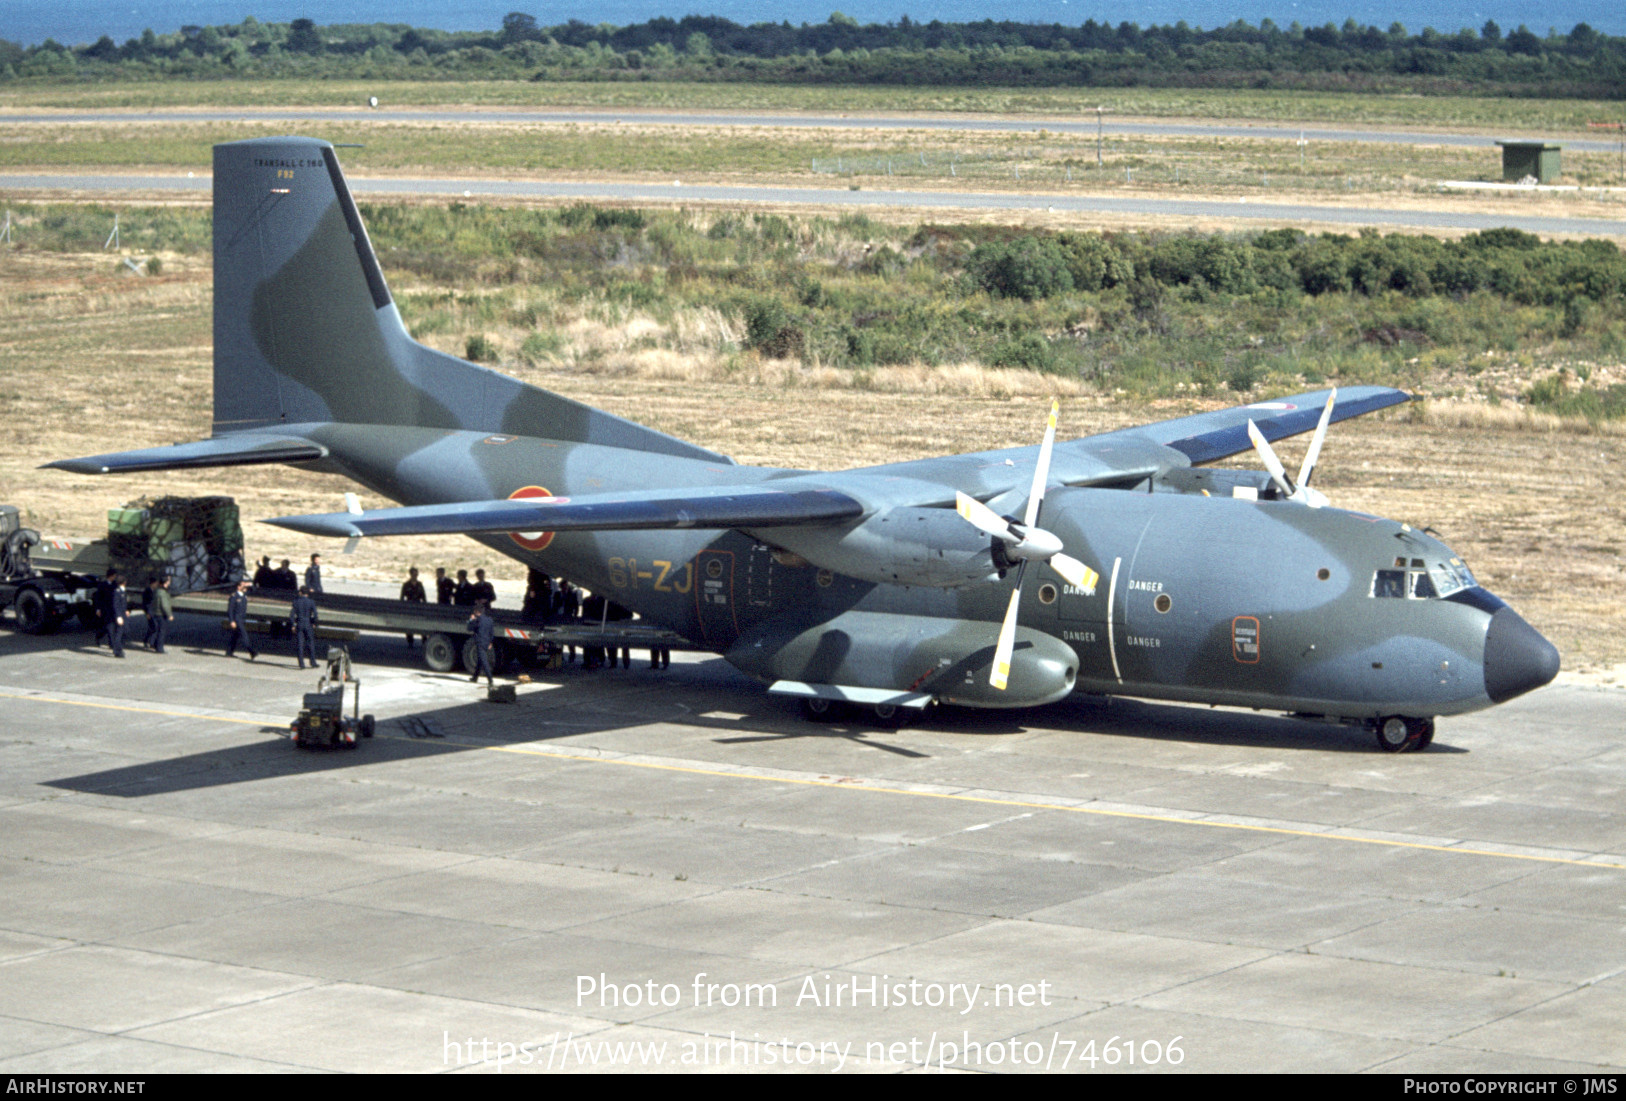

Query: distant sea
(6, 0), (1623, 48)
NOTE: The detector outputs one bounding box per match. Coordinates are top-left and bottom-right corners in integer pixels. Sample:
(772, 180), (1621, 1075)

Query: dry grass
(3, 247), (1622, 674)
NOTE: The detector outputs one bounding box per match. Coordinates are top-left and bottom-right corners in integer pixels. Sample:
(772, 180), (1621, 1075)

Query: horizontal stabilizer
(268, 485), (866, 539)
(44, 433), (327, 475)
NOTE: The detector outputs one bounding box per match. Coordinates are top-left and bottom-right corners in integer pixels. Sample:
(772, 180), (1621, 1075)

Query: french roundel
(508, 486), (564, 551)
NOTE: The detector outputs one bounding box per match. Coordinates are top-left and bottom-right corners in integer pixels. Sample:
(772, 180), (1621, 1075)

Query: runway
(4, 172), (1624, 238)
(1, 594), (1622, 1072)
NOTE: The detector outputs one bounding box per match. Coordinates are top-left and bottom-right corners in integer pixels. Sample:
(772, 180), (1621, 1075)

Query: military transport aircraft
(51, 137), (1561, 752)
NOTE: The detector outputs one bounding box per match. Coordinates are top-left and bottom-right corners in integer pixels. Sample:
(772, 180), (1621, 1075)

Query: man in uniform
(399, 566), (426, 650)
(468, 600), (496, 687)
(225, 579), (257, 660)
(304, 553), (323, 596)
(107, 572), (128, 658)
(289, 585), (319, 669)
(435, 566), (455, 605)
(147, 575), (173, 653)
(91, 570), (114, 648)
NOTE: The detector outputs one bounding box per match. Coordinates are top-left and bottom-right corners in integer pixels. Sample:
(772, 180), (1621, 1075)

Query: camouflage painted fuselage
(301, 419), (1543, 720)
(53, 136), (1559, 726)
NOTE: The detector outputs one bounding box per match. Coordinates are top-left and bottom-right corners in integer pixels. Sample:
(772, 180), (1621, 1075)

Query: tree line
(4, 13), (1624, 97)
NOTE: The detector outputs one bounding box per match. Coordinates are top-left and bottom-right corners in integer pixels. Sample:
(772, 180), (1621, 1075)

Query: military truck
(0, 497), (245, 634)
(1, 498), (689, 674)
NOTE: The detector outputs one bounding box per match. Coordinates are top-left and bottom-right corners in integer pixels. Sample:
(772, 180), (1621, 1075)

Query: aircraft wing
(1092, 385), (1411, 466)
(268, 485), (865, 539)
(43, 433), (327, 475)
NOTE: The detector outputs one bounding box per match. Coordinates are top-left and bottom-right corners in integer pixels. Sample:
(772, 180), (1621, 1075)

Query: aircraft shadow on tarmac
(38, 633), (1462, 800)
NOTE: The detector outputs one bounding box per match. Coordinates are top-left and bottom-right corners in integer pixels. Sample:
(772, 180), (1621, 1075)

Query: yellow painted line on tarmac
(7, 687), (1624, 872)
(476, 741), (1626, 872)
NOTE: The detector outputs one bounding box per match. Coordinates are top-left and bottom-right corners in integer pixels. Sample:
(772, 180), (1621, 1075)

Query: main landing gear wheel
(869, 703), (912, 729)
(800, 697), (842, 722)
(1374, 715), (1429, 753)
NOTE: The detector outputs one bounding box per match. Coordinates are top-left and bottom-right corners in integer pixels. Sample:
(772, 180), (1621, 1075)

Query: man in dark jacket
(225, 580), (257, 660)
(399, 566), (426, 650)
(107, 573), (128, 658)
(470, 568), (496, 607)
(468, 601), (496, 687)
(273, 558), (298, 590)
(304, 553), (323, 596)
(91, 571), (114, 647)
(289, 586), (319, 669)
(435, 566), (454, 605)
(146, 575), (173, 653)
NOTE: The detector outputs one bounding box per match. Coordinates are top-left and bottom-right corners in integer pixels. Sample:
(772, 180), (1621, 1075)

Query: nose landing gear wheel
(1374, 715), (1429, 753)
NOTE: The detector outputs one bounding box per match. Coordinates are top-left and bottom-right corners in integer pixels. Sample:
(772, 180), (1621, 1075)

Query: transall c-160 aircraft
(51, 138), (1561, 752)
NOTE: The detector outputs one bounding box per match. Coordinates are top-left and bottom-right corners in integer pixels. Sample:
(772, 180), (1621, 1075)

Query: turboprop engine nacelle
(772, 507), (999, 589)
(728, 609), (1079, 708)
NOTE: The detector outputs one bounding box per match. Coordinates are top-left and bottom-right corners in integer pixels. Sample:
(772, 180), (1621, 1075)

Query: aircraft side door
(695, 548), (738, 648)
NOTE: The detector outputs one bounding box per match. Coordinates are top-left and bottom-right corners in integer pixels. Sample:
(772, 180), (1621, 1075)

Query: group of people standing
(251, 553), (325, 595)
(86, 555), (674, 682)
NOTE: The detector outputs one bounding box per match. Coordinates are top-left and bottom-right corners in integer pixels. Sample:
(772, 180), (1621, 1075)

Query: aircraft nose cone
(1483, 607), (1561, 704)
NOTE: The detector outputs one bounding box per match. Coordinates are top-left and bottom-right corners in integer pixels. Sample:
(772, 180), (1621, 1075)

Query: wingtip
(263, 513), (361, 540)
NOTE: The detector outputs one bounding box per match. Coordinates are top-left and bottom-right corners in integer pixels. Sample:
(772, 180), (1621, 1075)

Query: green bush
(967, 236), (1074, 300)
(464, 333), (496, 361)
(990, 333), (1056, 371)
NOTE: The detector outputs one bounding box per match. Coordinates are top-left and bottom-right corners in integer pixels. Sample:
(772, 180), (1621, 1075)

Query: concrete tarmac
(1, 606), (1623, 1073)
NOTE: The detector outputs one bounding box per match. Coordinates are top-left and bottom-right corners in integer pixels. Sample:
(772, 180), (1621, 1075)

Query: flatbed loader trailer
(2, 503), (694, 673)
(166, 588), (696, 674)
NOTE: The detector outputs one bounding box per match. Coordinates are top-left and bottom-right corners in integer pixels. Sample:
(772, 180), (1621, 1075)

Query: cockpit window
(1374, 556), (1479, 600)
(1449, 557), (1477, 589)
(1428, 563), (1465, 597)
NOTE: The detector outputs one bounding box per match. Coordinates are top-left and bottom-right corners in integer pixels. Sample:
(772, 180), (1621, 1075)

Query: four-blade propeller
(954, 400), (1099, 691)
(1246, 386), (1337, 508)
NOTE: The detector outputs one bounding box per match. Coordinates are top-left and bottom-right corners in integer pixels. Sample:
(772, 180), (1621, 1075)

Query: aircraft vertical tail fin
(211, 137), (727, 462)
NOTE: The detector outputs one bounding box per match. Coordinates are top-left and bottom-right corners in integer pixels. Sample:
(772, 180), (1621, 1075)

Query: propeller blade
(1048, 553), (1099, 595)
(956, 491), (1013, 540)
(1296, 386), (1337, 490)
(990, 580), (1023, 691)
(1023, 399), (1059, 530)
(1247, 419), (1295, 499)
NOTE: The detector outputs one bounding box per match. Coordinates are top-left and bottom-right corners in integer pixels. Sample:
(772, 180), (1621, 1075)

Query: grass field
(4, 116), (1625, 192)
(5, 80), (1626, 136)
(1, 246), (1622, 673)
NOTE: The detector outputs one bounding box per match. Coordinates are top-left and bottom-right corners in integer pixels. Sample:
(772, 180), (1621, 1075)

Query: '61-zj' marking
(608, 558), (694, 594)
